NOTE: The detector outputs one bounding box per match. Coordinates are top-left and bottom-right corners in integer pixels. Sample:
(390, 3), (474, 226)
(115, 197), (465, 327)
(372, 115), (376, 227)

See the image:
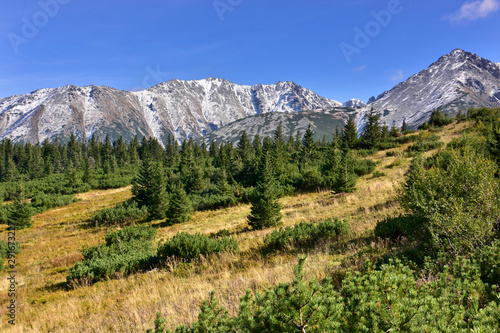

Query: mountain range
(0, 49), (499, 144)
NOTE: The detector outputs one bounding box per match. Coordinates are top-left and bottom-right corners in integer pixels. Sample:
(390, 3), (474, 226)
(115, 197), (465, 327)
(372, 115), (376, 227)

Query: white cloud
(390, 70), (404, 82)
(447, 0), (500, 23)
(353, 65), (367, 72)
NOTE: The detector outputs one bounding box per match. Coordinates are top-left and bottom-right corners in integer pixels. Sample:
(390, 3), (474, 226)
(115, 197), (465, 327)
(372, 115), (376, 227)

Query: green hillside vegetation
(0, 108), (499, 332)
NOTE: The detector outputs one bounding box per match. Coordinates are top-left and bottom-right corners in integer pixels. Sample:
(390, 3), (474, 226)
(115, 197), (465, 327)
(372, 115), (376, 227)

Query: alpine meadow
(1, 104), (500, 331)
(1, 1), (500, 331)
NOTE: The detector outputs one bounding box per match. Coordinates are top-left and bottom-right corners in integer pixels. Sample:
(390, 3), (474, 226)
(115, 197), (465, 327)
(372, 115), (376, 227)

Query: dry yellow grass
(0, 122), (468, 332)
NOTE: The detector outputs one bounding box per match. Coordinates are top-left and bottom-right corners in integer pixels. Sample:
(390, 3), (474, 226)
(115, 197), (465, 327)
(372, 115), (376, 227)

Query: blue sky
(1, 0), (499, 103)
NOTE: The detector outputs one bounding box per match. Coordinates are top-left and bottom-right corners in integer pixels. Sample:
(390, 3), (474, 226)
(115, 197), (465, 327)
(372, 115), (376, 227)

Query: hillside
(0, 120), (475, 332)
(200, 107), (354, 144)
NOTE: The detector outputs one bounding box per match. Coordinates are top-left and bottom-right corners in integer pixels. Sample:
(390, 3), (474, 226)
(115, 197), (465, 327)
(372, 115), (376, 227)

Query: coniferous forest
(1, 108), (500, 332)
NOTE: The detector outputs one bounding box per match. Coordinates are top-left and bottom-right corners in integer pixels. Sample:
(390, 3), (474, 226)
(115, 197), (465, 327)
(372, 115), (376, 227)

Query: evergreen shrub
(264, 218), (349, 251)
(157, 232), (239, 261)
(91, 201), (148, 226)
(67, 226), (156, 286)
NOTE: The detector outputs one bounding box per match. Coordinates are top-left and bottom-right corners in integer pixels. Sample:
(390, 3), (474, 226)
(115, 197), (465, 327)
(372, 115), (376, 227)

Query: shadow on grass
(37, 281), (71, 293)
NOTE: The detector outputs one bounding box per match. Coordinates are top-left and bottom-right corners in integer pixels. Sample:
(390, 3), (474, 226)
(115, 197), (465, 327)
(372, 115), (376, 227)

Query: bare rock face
(0, 78), (342, 144)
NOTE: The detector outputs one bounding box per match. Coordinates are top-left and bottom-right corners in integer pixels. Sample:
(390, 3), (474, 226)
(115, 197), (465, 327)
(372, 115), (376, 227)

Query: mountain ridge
(1, 49), (499, 144)
(0, 78), (344, 144)
(358, 49), (500, 130)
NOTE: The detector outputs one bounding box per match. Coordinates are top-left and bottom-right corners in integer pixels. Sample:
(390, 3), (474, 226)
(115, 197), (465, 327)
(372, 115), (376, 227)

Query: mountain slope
(0, 78), (342, 144)
(358, 49), (500, 130)
(200, 107), (354, 145)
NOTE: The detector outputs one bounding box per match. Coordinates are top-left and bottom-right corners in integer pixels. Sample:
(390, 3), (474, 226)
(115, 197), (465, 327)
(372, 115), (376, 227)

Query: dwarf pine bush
(67, 226), (156, 286)
(157, 232), (239, 262)
(264, 218), (350, 251)
(91, 200), (148, 226)
(148, 257), (500, 332)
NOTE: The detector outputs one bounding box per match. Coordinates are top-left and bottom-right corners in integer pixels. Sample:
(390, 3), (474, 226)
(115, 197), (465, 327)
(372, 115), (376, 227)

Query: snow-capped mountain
(1, 49), (499, 144)
(0, 78), (342, 144)
(343, 99), (366, 108)
(358, 49), (500, 130)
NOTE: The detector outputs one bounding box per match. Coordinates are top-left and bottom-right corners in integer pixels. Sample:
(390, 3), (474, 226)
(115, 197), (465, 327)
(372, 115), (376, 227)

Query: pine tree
(128, 135), (140, 165)
(8, 187), (33, 230)
(300, 124), (317, 167)
(248, 154), (282, 230)
(336, 150), (357, 193)
(381, 122), (390, 139)
(342, 116), (358, 149)
(401, 119), (408, 133)
(273, 123), (290, 181)
(360, 109), (381, 149)
(132, 158), (167, 220)
(390, 120), (399, 137)
(237, 131), (251, 161)
(166, 186), (193, 225)
(82, 156), (94, 185)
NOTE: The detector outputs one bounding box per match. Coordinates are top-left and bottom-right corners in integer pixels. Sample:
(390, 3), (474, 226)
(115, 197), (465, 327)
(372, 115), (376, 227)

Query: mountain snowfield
(0, 49), (499, 144)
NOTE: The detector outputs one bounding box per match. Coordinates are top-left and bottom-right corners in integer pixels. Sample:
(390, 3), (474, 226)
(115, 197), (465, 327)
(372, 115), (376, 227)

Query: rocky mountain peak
(356, 49), (500, 132)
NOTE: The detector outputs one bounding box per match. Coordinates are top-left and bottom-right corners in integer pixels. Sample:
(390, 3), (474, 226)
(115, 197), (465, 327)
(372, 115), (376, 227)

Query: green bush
(372, 171), (385, 178)
(428, 110), (453, 127)
(352, 159), (376, 176)
(104, 225), (157, 245)
(398, 149), (500, 256)
(477, 240), (500, 287)
(30, 193), (78, 213)
(264, 218), (349, 251)
(67, 241), (155, 285)
(352, 148), (378, 157)
(406, 140), (444, 152)
(157, 232), (239, 261)
(395, 134), (419, 144)
(150, 257), (500, 332)
(67, 226), (156, 286)
(375, 141), (399, 150)
(91, 201), (148, 226)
